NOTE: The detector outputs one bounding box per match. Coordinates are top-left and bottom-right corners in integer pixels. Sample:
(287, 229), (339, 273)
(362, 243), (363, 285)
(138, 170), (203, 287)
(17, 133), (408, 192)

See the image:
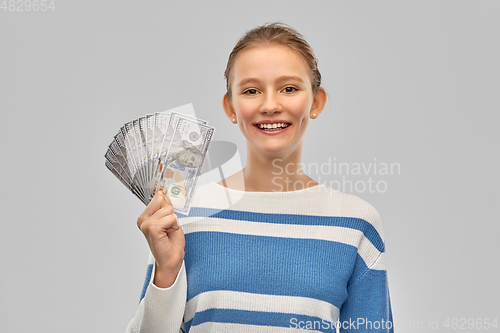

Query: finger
(140, 208), (175, 235)
(165, 214), (180, 232)
(168, 224), (185, 246)
(146, 214), (179, 235)
(139, 190), (165, 219)
(159, 189), (173, 207)
(137, 190), (170, 229)
(148, 204), (175, 223)
(160, 213), (179, 231)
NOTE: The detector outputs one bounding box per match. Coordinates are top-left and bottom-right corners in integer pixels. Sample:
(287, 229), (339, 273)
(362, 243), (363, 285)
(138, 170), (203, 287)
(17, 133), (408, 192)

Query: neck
(241, 143), (317, 192)
(218, 141), (319, 192)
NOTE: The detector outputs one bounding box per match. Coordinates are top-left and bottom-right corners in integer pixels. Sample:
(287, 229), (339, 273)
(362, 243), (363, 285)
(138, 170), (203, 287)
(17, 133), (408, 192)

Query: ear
(222, 94), (236, 120)
(310, 88), (327, 118)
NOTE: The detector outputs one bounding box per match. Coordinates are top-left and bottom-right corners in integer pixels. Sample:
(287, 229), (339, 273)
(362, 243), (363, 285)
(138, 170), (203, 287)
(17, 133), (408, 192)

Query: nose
(259, 91), (282, 114)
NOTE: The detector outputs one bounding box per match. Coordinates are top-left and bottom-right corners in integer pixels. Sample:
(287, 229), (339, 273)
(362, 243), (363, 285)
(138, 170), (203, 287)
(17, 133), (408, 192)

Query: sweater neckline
(209, 181), (326, 195)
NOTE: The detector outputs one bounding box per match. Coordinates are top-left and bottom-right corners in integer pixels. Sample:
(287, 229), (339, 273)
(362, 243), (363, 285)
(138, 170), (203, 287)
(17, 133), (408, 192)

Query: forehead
(231, 44), (311, 85)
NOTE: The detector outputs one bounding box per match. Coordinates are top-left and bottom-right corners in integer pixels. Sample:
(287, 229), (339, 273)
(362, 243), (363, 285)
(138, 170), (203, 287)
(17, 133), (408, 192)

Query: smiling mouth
(255, 123), (291, 131)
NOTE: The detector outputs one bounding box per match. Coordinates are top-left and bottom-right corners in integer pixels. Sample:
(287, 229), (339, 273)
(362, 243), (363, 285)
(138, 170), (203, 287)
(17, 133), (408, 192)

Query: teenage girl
(127, 22), (393, 333)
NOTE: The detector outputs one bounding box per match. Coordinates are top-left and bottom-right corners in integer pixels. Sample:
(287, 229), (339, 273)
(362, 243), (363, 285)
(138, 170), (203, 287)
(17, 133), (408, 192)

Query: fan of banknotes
(104, 104), (215, 215)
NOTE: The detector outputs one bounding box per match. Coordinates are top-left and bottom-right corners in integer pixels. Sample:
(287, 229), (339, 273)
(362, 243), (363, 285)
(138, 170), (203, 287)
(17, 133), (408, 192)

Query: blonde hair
(224, 22), (322, 101)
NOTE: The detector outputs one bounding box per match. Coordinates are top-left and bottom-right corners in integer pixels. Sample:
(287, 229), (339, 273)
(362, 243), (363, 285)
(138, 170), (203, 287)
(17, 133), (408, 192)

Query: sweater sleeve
(125, 251), (187, 333)
(338, 253), (394, 333)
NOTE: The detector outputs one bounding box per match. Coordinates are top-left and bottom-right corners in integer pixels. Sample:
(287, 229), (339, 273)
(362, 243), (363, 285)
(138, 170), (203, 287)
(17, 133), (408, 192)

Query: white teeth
(257, 123), (290, 130)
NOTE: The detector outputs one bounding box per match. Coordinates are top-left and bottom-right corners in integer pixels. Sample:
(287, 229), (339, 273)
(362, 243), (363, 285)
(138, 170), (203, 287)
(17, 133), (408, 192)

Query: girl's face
(225, 44), (323, 157)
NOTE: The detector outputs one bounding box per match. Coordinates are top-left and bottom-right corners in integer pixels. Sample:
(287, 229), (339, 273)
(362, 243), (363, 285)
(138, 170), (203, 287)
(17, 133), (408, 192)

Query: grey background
(1, 1), (499, 332)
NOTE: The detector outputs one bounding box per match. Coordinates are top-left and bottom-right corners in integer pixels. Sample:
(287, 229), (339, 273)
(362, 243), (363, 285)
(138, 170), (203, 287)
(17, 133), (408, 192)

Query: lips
(254, 123), (291, 135)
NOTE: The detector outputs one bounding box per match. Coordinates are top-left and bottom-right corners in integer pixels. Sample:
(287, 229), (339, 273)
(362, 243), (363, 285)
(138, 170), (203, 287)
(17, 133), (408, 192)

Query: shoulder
(300, 184), (385, 251)
(311, 185), (385, 239)
(315, 186), (388, 273)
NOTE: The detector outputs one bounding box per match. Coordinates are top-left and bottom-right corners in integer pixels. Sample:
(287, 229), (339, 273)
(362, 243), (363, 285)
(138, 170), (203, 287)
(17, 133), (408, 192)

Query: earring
(312, 113), (316, 118)
(232, 117), (237, 123)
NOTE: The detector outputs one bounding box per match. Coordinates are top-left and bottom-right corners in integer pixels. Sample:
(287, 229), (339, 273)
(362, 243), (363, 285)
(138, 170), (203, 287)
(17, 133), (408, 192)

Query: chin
(256, 143), (295, 156)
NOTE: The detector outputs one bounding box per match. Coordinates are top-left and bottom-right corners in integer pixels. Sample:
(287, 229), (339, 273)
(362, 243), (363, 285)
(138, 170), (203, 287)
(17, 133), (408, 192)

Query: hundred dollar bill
(133, 118), (149, 195)
(105, 147), (145, 202)
(105, 149), (132, 188)
(146, 105), (207, 196)
(111, 135), (138, 192)
(121, 121), (146, 193)
(168, 110), (209, 126)
(140, 114), (155, 196)
(104, 104), (215, 208)
(149, 112), (174, 201)
(150, 113), (208, 200)
(105, 160), (148, 205)
(155, 116), (215, 215)
(113, 131), (141, 192)
(170, 111), (208, 127)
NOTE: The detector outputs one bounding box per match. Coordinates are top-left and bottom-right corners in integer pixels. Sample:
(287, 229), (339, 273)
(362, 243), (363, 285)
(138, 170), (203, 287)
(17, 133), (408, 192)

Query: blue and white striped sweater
(127, 181), (393, 333)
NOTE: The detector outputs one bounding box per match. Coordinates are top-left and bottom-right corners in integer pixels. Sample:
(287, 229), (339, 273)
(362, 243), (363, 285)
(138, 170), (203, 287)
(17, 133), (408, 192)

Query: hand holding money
(137, 190), (185, 288)
(104, 104), (215, 215)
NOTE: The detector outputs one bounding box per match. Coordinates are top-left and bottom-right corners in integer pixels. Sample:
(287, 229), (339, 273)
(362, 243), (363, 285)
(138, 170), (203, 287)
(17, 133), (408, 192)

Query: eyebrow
(237, 75), (304, 87)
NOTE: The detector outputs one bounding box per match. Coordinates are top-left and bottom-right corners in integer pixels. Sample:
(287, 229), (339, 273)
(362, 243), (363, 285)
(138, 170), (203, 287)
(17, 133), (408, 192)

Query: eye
(243, 89), (259, 95)
(282, 86), (298, 93)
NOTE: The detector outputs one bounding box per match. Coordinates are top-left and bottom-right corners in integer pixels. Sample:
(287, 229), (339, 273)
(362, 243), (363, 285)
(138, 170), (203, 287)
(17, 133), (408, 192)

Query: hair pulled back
(224, 22), (322, 101)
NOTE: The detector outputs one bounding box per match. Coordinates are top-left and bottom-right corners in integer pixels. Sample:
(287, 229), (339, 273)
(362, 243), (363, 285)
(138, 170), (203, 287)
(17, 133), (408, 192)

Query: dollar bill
(149, 112), (174, 201)
(121, 121), (145, 193)
(133, 118), (149, 195)
(150, 112), (208, 199)
(113, 130), (142, 192)
(155, 116), (215, 215)
(140, 114), (155, 197)
(105, 104), (214, 213)
(105, 160), (148, 205)
(106, 144), (146, 202)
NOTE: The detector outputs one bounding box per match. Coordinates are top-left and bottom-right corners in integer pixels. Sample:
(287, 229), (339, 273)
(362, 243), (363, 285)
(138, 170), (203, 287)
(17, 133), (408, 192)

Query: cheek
(287, 96), (312, 119)
(234, 101), (256, 124)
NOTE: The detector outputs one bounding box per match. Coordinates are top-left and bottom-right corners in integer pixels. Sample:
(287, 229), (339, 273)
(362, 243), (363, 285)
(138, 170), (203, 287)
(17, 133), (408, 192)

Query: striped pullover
(126, 181), (393, 332)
